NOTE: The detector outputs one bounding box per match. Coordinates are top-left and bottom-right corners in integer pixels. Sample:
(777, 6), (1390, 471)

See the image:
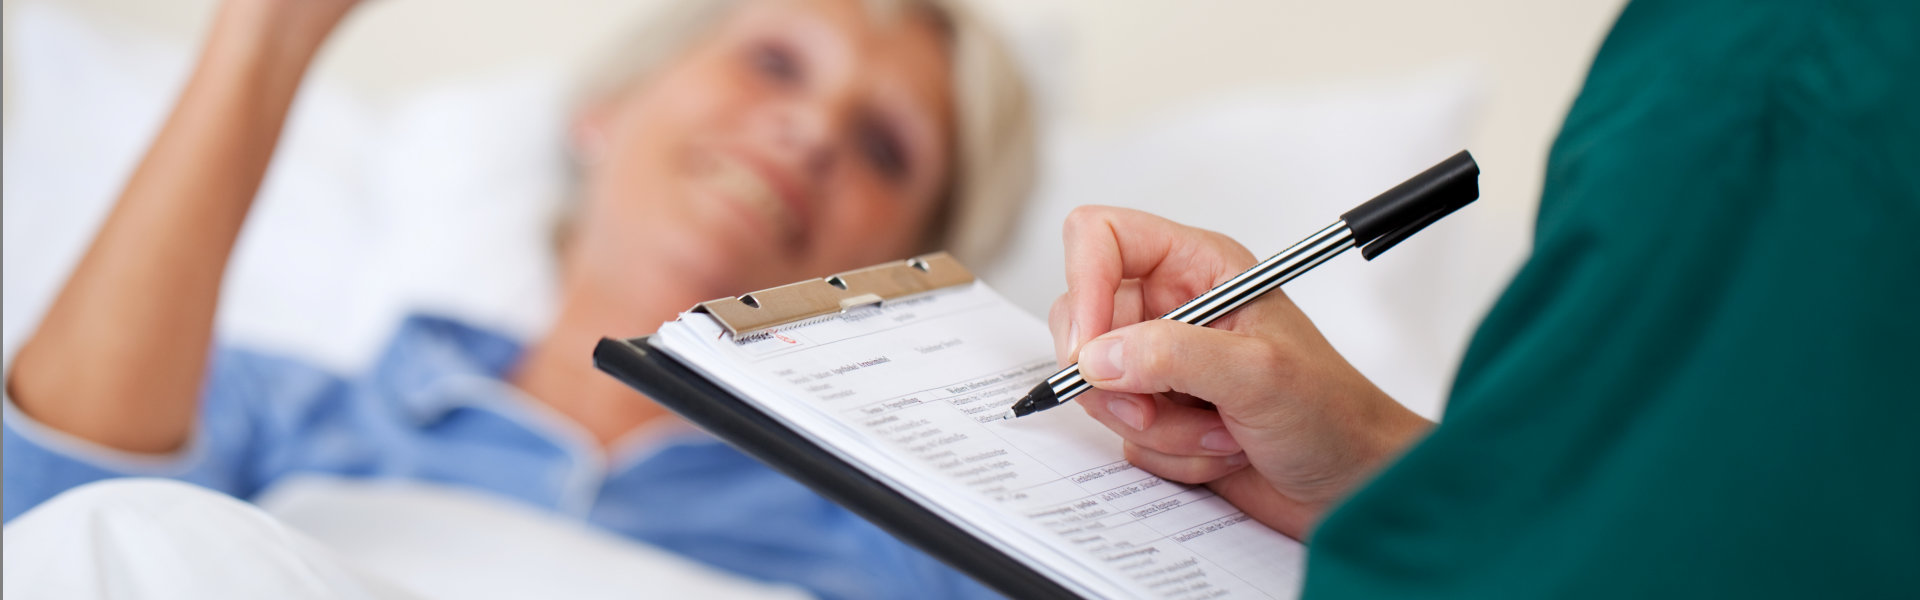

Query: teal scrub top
(1305, 0), (1920, 597)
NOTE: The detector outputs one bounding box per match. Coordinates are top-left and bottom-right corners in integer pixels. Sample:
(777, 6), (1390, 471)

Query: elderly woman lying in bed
(2, 0), (1033, 597)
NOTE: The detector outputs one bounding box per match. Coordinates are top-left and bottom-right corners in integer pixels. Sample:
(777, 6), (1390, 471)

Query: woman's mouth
(704, 151), (807, 248)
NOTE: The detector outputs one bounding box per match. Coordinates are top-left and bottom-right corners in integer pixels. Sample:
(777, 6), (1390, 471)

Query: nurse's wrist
(1303, 395), (1432, 512)
(1350, 399), (1433, 486)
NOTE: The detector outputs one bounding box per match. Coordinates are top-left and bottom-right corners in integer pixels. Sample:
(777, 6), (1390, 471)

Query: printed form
(653, 282), (1304, 599)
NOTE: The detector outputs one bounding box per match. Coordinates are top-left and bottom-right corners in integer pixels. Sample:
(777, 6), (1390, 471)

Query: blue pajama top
(3, 314), (997, 600)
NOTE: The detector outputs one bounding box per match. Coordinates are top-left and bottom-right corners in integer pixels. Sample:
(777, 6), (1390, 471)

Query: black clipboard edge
(593, 336), (1082, 600)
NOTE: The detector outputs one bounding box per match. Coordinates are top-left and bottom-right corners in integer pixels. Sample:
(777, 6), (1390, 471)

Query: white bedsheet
(2, 477), (812, 599)
(256, 476), (815, 599)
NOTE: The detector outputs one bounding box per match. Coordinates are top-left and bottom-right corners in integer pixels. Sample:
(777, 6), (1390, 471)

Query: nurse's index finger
(1061, 206), (1252, 354)
(1061, 207), (1187, 349)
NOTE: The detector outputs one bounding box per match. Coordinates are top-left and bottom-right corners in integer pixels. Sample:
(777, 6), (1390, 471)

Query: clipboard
(593, 253), (1080, 599)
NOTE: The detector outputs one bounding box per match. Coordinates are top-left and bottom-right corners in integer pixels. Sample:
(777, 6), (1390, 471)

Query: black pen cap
(1340, 150), (1481, 260)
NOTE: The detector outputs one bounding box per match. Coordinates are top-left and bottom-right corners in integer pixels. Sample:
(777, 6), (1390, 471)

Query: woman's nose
(761, 101), (837, 180)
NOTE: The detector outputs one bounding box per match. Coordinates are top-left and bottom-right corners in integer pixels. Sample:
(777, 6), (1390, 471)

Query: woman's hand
(1049, 206), (1432, 540)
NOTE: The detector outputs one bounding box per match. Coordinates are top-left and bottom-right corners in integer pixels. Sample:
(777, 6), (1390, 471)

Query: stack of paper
(653, 282), (1305, 599)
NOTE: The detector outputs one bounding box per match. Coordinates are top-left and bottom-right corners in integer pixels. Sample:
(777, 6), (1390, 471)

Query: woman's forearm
(6, 0), (354, 453)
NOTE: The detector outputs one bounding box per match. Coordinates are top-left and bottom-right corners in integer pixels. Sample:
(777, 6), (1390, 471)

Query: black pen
(1002, 150), (1481, 420)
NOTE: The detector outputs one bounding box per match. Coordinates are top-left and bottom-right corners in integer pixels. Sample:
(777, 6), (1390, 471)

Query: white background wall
(5, 0), (1627, 229)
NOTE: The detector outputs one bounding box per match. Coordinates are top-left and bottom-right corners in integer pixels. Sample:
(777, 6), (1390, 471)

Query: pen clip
(1357, 196), (1468, 259)
(1339, 150), (1481, 260)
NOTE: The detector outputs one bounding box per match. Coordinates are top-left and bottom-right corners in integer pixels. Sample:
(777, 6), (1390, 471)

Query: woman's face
(571, 0), (956, 299)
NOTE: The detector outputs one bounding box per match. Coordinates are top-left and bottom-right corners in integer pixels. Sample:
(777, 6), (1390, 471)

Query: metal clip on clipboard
(693, 252), (976, 338)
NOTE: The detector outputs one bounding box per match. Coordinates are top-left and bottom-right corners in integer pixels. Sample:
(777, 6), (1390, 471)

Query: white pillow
(1, 4), (569, 374)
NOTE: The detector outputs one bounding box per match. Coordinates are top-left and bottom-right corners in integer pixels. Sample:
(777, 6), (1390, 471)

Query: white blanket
(2, 477), (811, 599)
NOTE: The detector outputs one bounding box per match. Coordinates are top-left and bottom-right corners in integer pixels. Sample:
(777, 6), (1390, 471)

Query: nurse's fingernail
(1079, 338), (1123, 381)
(1225, 453), (1249, 467)
(1106, 397), (1146, 431)
(1200, 428), (1241, 453)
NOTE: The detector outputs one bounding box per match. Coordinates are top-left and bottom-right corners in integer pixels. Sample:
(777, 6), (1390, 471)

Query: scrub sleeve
(1304, 0), (1920, 597)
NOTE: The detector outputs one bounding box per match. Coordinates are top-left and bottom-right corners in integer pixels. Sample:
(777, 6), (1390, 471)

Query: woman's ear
(570, 96), (617, 166)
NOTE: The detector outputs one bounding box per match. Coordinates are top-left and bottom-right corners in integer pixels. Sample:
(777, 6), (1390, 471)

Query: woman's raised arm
(6, 0), (359, 452)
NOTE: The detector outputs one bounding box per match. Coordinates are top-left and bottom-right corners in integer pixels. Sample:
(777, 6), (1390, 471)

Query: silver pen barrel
(1047, 221), (1357, 402)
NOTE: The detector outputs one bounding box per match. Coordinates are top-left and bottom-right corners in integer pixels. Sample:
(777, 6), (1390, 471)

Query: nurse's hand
(1048, 206), (1432, 540)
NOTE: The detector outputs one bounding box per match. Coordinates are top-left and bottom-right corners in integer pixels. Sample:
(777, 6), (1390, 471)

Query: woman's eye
(751, 41), (802, 85)
(857, 117), (910, 182)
